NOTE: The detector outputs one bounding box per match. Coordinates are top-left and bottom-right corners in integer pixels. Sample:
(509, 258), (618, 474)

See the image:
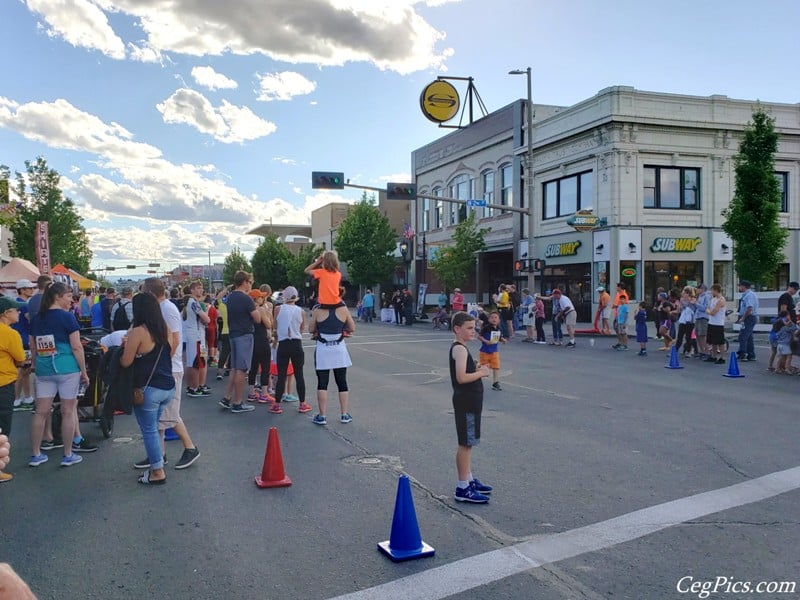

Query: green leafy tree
(287, 243), (322, 291)
(335, 193), (397, 287)
(429, 211), (489, 293)
(722, 108), (788, 286)
(251, 233), (294, 289)
(1, 157), (92, 273)
(222, 246), (252, 285)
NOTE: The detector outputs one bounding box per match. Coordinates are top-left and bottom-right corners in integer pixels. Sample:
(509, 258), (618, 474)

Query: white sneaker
(13, 398), (22, 408)
(22, 397), (34, 406)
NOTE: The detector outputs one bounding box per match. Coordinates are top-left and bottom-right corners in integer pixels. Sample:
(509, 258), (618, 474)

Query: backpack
(112, 299), (131, 331)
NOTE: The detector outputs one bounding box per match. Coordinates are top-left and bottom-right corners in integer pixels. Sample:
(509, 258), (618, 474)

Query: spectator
(120, 291), (175, 484)
(309, 302), (356, 425)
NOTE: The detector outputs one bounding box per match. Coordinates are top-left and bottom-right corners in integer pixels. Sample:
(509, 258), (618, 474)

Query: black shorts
(707, 324), (725, 346)
(499, 308), (513, 321)
(454, 410), (481, 447)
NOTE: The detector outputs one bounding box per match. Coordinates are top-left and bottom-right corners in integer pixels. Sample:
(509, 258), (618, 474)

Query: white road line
(329, 465), (800, 600)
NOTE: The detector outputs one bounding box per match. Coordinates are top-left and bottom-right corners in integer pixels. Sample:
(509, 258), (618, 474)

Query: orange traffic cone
(255, 427), (292, 488)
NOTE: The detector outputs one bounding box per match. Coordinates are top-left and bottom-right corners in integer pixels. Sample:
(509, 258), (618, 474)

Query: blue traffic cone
(723, 352), (745, 378)
(377, 475), (435, 562)
(665, 345), (684, 369)
(164, 427), (179, 441)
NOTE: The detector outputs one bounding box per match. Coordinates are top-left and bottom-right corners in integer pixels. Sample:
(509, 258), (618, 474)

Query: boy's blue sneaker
(454, 483), (489, 503)
(28, 453), (49, 467)
(60, 454), (83, 467)
(470, 478), (493, 494)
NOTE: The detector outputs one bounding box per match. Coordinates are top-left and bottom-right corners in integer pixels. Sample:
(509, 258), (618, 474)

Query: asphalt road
(2, 321), (798, 600)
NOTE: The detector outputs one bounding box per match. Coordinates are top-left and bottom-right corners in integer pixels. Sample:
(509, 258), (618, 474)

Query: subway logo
(649, 237), (702, 252)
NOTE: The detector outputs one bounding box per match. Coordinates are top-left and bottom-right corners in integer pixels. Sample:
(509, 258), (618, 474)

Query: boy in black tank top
(449, 311), (493, 503)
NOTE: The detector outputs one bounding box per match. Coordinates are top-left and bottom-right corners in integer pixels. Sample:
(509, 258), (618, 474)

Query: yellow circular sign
(420, 80), (460, 123)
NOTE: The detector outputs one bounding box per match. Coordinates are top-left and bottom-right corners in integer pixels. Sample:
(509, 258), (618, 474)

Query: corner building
(412, 86), (800, 321)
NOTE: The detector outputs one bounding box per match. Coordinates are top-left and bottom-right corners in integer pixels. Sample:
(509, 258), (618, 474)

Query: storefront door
(540, 264), (592, 322)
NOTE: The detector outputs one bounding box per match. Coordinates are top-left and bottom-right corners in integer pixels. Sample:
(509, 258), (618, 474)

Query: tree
(334, 193), (397, 287)
(251, 233), (294, 289)
(287, 243), (322, 291)
(222, 246), (252, 285)
(722, 107), (788, 287)
(1, 157), (93, 274)
(429, 211), (489, 293)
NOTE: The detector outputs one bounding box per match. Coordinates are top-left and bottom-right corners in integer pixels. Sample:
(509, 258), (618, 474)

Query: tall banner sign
(35, 221), (52, 275)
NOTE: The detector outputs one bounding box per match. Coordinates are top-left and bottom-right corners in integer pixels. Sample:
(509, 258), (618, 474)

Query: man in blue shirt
(361, 289), (375, 323)
(11, 279), (36, 409)
(693, 283), (711, 359)
(736, 280), (759, 361)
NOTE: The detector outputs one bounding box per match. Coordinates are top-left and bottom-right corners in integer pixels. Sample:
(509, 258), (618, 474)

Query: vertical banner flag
(191, 265), (204, 278)
(402, 222), (415, 240)
(36, 221), (52, 275)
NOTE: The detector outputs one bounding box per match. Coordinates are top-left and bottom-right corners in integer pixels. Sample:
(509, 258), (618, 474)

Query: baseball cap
(552, 289), (562, 295)
(658, 292), (668, 299)
(595, 286), (605, 292)
(789, 281), (800, 290)
(739, 280), (752, 288)
(15, 279), (34, 289)
(453, 288), (461, 292)
(696, 283), (707, 290)
(282, 286), (299, 302)
(0, 296), (25, 312)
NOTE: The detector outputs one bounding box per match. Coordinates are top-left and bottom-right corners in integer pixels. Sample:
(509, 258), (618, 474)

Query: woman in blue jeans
(121, 292), (175, 485)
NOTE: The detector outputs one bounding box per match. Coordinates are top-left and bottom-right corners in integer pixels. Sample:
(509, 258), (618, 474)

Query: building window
(643, 166), (700, 210)
(542, 171), (593, 220)
(449, 175), (470, 225)
(491, 164), (513, 216)
(480, 170), (494, 219)
(433, 187), (443, 228)
(775, 172), (789, 212)
(421, 197), (430, 231)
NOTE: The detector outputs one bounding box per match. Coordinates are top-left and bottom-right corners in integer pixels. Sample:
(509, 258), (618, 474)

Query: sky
(1, 0), (798, 276)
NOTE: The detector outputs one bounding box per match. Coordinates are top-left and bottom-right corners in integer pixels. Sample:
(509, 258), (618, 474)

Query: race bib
(489, 330), (501, 344)
(35, 335), (57, 357)
(199, 340), (208, 359)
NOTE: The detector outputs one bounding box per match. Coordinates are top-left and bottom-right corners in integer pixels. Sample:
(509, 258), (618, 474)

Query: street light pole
(509, 67), (535, 293)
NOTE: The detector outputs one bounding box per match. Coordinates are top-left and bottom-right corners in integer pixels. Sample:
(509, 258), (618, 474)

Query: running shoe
(230, 403), (255, 413)
(218, 398), (231, 409)
(72, 439), (99, 453)
(298, 402), (313, 413)
(312, 414), (327, 426)
(470, 478), (493, 494)
(60, 454), (83, 467)
(28, 453), (49, 467)
(454, 483), (489, 503)
(268, 403), (283, 414)
(281, 394), (299, 403)
(340, 413), (353, 424)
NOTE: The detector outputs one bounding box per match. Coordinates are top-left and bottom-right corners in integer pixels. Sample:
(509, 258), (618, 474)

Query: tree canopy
(222, 246), (252, 285)
(722, 108), (787, 286)
(1, 157), (92, 274)
(429, 211), (489, 293)
(334, 193), (397, 287)
(251, 233), (294, 290)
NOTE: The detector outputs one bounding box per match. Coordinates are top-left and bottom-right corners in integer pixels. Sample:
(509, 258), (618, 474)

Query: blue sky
(1, 0), (798, 275)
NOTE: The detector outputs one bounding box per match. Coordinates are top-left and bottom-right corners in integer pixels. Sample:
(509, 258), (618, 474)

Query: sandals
(138, 470), (166, 485)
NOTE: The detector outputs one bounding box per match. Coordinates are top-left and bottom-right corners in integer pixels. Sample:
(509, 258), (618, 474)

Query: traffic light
(531, 258), (545, 271)
(386, 182), (417, 200)
(514, 259), (529, 272)
(311, 171), (345, 189)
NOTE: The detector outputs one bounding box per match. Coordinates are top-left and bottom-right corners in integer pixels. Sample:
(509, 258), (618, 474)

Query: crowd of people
(0, 250), (358, 486)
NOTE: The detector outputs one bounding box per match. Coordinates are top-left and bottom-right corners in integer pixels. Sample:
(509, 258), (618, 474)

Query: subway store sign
(650, 237), (702, 253)
(544, 240), (582, 258)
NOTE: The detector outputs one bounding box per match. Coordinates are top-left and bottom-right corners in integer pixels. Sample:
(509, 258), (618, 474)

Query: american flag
(402, 222), (415, 239)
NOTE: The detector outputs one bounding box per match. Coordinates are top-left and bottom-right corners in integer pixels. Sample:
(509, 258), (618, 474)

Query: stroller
(51, 327), (115, 439)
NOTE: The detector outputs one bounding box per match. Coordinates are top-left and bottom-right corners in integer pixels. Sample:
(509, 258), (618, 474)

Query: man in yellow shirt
(0, 296), (27, 483)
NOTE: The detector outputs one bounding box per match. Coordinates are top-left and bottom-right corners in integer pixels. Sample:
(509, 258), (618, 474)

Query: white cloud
(26, 0), (126, 59)
(156, 88), (276, 143)
(378, 172), (412, 183)
(191, 66), (238, 90)
(26, 0), (455, 74)
(273, 157), (298, 166)
(256, 71), (316, 102)
(127, 41), (166, 64)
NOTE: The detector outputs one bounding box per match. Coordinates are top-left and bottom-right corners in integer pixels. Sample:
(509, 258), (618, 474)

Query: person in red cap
(552, 289), (578, 347)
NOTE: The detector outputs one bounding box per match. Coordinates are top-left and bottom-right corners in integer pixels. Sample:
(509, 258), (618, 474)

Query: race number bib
(489, 330), (501, 344)
(199, 340), (208, 359)
(35, 335), (56, 357)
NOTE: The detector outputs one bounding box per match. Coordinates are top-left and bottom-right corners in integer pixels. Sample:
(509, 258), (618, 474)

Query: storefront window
(644, 261), (703, 302)
(758, 263), (789, 291)
(713, 262), (734, 300)
(540, 263), (592, 321)
(594, 261), (609, 291)
(619, 260), (639, 301)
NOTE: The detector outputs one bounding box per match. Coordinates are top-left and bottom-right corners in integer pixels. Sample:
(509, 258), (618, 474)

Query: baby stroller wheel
(99, 383), (113, 438)
(100, 414), (114, 438)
